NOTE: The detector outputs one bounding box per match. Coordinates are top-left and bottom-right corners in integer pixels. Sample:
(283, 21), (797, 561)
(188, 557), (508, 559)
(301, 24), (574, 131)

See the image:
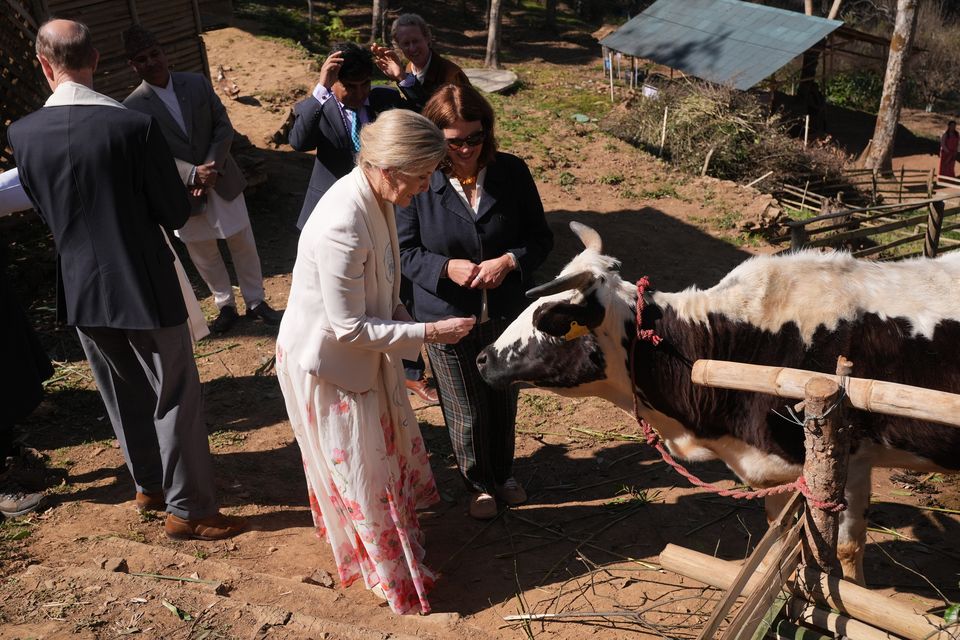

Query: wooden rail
(691, 359), (960, 429)
(773, 168), (960, 259)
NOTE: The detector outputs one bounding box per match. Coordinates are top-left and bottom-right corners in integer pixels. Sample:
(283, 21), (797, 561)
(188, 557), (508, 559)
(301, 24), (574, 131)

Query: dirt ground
(2, 8), (959, 640)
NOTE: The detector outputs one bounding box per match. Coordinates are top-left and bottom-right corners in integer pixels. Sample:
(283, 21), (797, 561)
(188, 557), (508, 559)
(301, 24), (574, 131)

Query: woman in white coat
(276, 109), (474, 615)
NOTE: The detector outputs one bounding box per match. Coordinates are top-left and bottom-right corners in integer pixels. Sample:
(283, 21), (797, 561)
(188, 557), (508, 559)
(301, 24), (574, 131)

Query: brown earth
(2, 9), (959, 640)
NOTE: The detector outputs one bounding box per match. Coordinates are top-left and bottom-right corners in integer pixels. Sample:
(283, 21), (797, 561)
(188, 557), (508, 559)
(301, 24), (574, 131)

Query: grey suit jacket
(124, 72), (246, 215)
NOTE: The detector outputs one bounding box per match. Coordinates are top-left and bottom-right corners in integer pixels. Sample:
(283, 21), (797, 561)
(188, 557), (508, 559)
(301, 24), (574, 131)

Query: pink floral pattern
(276, 352), (440, 615)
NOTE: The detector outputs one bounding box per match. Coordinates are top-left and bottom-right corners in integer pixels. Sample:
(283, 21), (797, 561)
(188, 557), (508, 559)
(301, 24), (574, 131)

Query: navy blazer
(9, 105), (190, 329)
(288, 86), (403, 230)
(397, 152), (553, 322)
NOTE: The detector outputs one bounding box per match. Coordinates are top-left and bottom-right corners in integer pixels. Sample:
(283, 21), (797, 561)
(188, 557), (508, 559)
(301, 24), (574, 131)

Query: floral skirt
(276, 345), (440, 614)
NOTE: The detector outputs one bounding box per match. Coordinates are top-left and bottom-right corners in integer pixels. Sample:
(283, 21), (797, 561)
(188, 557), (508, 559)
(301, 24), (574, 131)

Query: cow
(476, 221), (960, 583)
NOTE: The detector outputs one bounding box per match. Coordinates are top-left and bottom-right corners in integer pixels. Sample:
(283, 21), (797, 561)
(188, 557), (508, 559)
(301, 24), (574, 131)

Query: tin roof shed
(600, 0), (843, 90)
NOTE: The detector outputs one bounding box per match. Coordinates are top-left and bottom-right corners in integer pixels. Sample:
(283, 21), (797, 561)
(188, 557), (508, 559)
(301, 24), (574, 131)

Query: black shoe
(210, 305), (239, 334)
(246, 301), (283, 326)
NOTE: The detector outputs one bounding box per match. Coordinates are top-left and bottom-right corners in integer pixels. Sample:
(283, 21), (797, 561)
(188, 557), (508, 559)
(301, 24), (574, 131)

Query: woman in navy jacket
(396, 84), (553, 519)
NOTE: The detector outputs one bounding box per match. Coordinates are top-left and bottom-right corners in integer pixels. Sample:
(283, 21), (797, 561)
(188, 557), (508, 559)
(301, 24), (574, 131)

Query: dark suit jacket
(396, 152), (553, 322)
(288, 86), (403, 229)
(398, 50), (470, 111)
(124, 72), (246, 215)
(9, 104), (190, 329)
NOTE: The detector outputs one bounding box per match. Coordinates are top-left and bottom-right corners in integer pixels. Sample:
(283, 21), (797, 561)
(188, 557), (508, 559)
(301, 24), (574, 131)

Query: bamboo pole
(659, 545), (950, 640)
(691, 360), (960, 429)
(658, 106), (668, 156)
(785, 598), (901, 640)
(608, 52), (614, 102)
(697, 494), (804, 639)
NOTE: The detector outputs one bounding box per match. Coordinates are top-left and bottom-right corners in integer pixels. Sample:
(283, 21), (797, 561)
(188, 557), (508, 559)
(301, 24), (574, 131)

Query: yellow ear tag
(563, 321), (590, 341)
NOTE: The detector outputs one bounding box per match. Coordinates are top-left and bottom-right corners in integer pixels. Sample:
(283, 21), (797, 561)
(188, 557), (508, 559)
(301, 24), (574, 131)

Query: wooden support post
(790, 225), (808, 251)
(658, 106), (668, 156)
(659, 545), (951, 640)
(924, 200), (946, 258)
(898, 166), (905, 203)
(608, 52), (614, 103)
(800, 375), (848, 575)
(804, 115), (810, 148)
(701, 147), (715, 177)
(696, 494), (803, 640)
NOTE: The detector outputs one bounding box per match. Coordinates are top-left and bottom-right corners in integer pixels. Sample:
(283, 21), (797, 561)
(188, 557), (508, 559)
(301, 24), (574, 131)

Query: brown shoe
(405, 377), (439, 404)
(165, 512), (247, 541)
(495, 478), (527, 506)
(135, 491), (166, 512)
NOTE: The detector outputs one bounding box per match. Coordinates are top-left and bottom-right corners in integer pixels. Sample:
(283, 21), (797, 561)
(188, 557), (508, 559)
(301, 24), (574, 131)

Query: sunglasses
(446, 130), (486, 149)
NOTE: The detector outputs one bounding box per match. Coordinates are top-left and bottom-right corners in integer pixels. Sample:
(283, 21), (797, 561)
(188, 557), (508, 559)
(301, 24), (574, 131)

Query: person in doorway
(939, 120), (958, 178)
(123, 25), (283, 335)
(396, 84), (553, 520)
(276, 109), (474, 614)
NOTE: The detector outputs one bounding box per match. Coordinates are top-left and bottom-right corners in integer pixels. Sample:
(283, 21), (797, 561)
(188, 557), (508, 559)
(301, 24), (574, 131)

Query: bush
(600, 80), (846, 187)
(825, 71), (884, 113)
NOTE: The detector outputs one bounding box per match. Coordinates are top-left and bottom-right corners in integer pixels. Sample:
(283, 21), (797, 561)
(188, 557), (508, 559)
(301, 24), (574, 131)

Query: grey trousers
(77, 323), (218, 519)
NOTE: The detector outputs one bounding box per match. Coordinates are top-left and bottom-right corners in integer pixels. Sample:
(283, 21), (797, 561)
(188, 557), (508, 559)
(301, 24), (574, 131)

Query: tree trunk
(370, 0), (382, 42)
(485, 0), (503, 69)
(545, 0), (557, 31)
(307, 0), (314, 28)
(863, 0), (919, 171)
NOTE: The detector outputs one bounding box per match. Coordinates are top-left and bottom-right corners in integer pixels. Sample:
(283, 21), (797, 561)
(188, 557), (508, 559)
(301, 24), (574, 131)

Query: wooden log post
(800, 375), (849, 575)
(790, 224), (809, 251)
(924, 200), (946, 258)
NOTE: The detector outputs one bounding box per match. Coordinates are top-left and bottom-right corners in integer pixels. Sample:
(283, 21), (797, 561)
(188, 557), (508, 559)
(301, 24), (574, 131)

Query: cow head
(476, 222), (637, 409)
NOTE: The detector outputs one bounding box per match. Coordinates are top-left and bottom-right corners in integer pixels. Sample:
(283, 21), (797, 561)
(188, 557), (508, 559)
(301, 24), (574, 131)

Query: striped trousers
(427, 318), (520, 495)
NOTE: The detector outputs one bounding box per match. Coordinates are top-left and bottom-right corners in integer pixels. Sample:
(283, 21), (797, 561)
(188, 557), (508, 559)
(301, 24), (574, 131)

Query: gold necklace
(458, 174), (477, 187)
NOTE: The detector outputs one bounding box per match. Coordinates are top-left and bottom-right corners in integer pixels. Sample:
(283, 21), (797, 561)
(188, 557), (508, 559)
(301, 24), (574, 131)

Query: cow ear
(533, 300), (604, 340)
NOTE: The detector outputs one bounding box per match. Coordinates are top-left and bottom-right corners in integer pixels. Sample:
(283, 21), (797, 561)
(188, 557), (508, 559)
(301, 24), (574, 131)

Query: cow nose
(476, 351), (488, 370)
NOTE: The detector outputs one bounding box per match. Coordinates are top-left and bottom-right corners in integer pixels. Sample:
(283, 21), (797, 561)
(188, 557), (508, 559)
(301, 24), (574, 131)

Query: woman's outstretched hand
(425, 316), (476, 344)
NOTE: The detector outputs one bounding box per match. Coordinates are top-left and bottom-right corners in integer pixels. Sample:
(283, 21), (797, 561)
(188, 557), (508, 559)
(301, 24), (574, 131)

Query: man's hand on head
(319, 51), (344, 90)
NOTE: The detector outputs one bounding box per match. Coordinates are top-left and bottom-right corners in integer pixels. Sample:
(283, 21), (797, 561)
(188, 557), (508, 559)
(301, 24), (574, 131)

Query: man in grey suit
(122, 25), (282, 335)
(8, 19), (245, 540)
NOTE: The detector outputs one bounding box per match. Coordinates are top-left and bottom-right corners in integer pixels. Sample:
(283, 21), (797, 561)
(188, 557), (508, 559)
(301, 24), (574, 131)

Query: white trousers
(184, 224), (265, 310)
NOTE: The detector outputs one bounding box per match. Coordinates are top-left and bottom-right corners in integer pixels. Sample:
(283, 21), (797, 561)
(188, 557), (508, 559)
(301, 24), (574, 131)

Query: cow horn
(525, 270), (596, 299)
(570, 221), (602, 253)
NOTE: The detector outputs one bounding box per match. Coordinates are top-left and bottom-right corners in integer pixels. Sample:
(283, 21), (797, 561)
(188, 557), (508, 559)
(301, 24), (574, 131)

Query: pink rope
(630, 278), (845, 513)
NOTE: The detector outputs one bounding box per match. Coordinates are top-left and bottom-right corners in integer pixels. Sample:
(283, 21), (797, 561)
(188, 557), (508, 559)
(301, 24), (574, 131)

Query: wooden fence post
(801, 376), (847, 575)
(790, 225), (808, 251)
(924, 200), (946, 258)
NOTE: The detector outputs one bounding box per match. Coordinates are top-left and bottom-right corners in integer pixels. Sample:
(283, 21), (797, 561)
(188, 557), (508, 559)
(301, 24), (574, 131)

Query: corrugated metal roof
(600, 0), (842, 90)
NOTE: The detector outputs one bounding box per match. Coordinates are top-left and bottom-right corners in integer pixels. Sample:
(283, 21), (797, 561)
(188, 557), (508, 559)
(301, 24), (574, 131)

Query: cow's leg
(837, 456), (871, 585)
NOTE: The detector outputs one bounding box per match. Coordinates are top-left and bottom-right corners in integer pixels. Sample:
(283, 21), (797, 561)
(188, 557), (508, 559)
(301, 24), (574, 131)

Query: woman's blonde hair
(357, 109), (446, 176)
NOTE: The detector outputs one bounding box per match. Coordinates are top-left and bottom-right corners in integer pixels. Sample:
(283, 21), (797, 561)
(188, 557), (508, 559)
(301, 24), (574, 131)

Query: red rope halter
(630, 277), (845, 512)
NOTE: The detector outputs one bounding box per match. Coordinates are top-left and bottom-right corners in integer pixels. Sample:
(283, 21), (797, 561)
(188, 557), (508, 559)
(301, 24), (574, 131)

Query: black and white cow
(476, 222), (960, 582)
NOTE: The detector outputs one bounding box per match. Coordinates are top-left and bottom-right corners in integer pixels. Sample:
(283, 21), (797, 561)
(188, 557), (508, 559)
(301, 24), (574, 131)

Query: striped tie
(347, 108), (361, 152)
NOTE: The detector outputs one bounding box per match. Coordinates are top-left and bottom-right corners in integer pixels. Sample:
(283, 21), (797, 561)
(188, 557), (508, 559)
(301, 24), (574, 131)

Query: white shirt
(449, 169), (492, 323)
(147, 76), (188, 136)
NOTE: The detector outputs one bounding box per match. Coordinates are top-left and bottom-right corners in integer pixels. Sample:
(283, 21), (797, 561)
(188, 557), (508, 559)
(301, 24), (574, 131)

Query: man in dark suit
(8, 19), (245, 540)
(288, 42), (403, 230)
(123, 25), (282, 335)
